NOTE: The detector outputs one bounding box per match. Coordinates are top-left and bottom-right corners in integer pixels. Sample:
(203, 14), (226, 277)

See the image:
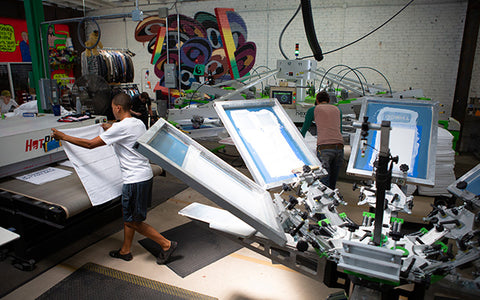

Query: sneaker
(109, 249), (133, 261)
(156, 241), (177, 264)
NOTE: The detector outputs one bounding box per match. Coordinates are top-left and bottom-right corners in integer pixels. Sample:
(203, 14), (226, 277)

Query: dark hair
(316, 91), (330, 104)
(140, 92), (149, 100)
(112, 92), (132, 111)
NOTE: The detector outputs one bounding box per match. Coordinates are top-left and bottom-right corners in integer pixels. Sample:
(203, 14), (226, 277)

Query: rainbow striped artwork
(150, 26), (166, 65)
(136, 9), (256, 89)
(214, 8), (240, 79)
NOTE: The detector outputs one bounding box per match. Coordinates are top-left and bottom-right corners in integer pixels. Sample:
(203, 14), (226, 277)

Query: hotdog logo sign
(25, 135), (53, 152)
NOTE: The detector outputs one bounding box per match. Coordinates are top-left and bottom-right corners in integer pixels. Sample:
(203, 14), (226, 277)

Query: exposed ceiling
(41, 0), (183, 12)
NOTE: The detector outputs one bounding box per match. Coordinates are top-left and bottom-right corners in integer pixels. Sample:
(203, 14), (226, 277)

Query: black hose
(301, 0), (323, 61)
(299, 0), (415, 58)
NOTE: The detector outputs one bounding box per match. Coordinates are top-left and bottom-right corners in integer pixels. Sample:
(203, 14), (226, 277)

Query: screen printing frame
(447, 163), (480, 201)
(347, 97), (439, 186)
(214, 99), (324, 190)
(134, 119), (287, 246)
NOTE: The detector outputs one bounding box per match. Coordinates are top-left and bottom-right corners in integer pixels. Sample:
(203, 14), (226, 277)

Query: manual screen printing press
(135, 98), (480, 298)
(135, 99), (331, 278)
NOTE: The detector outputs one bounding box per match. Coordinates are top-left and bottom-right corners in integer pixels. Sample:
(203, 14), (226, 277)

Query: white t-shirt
(100, 117), (153, 184)
(1, 98), (18, 114)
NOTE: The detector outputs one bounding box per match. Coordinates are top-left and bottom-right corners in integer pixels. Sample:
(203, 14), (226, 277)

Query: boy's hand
(51, 128), (65, 140)
(101, 123), (112, 130)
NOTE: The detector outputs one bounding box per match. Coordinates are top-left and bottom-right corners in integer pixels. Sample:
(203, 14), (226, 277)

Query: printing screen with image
(225, 107), (312, 185)
(368, 107), (420, 176)
(351, 99), (437, 183)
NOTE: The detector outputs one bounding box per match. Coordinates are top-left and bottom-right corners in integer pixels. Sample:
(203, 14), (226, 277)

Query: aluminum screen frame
(214, 99), (324, 190)
(447, 163), (480, 201)
(347, 97), (439, 186)
(134, 119), (287, 245)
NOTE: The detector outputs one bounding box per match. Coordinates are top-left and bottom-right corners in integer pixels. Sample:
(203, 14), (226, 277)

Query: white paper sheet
(61, 124), (122, 206)
(15, 167), (72, 185)
(59, 160), (73, 167)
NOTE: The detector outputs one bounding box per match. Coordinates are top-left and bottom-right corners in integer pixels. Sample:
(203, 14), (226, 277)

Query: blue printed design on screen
(465, 169), (480, 195)
(225, 106), (313, 185)
(353, 102), (432, 180)
(149, 130), (188, 167)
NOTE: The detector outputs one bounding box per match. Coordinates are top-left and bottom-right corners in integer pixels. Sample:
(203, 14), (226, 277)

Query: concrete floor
(2, 152), (479, 300)
(2, 183), (344, 300)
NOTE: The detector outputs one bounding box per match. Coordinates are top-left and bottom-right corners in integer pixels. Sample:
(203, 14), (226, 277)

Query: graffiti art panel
(135, 8), (256, 89)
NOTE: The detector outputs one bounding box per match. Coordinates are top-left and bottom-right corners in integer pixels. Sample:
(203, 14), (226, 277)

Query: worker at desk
(1, 90), (18, 114)
(301, 91), (343, 190)
(51, 92), (177, 264)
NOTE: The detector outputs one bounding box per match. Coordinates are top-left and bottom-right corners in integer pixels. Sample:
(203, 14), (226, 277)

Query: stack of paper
(418, 127), (456, 197)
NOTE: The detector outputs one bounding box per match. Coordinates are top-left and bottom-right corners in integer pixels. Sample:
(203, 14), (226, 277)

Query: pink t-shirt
(314, 104), (343, 146)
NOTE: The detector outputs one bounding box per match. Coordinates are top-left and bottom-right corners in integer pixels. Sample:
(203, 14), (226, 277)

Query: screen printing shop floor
(2, 153), (479, 300)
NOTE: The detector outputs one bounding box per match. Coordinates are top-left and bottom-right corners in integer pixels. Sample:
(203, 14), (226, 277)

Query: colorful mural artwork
(47, 24), (68, 49)
(0, 17), (31, 62)
(134, 9), (256, 90)
(47, 24), (75, 85)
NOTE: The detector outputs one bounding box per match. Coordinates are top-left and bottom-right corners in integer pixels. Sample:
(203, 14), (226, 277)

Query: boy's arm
(51, 128), (106, 149)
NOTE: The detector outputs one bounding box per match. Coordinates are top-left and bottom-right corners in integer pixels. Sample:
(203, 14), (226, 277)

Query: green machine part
(24, 0), (48, 113)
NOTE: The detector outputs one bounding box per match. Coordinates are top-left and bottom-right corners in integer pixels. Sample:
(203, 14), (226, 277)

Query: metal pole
(24, 0), (46, 112)
(373, 121), (391, 246)
(40, 13), (133, 26)
(177, 8), (181, 91)
(7, 63), (14, 98)
(165, 10), (170, 108)
(217, 70), (279, 101)
(213, 69), (279, 88)
(452, 0), (480, 150)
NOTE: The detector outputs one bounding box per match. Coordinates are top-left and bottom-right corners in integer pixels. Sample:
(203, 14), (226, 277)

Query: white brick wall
(89, 0), (479, 119)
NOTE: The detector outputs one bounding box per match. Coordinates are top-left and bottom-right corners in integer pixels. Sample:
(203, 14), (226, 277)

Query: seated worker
(51, 92), (177, 264)
(301, 91), (343, 190)
(1, 90), (19, 114)
(131, 92), (153, 129)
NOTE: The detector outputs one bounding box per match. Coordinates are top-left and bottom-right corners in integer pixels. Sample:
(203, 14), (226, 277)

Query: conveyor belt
(0, 163), (165, 224)
(0, 164), (92, 223)
(0, 163), (124, 261)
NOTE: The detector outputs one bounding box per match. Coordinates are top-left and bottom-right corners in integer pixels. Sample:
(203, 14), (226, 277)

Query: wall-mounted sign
(0, 17), (30, 62)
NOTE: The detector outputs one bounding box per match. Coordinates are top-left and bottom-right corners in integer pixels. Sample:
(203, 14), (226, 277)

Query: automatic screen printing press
(0, 114), (137, 269)
(135, 98), (480, 299)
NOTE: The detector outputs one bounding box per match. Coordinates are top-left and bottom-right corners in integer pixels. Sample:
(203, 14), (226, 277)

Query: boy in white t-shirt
(52, 93), (177, 264)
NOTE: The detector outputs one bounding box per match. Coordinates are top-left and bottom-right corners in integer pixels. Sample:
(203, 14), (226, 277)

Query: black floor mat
(0, 175), (187, 298)
(139, 221), (242, 278)
(36, 262), (217, 300)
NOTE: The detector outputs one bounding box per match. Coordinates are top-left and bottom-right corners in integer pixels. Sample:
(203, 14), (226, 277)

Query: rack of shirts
(81, 50), (134, 83)
(111, 83), (140, 98)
